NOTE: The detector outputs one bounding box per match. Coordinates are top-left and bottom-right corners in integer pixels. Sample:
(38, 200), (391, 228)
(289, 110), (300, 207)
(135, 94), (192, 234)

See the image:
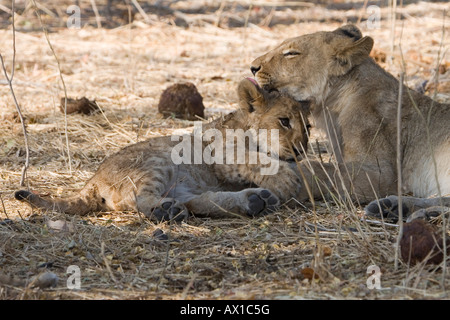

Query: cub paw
(246, 189), (280, 217)
(264, 174), (302, 201)
(364, 195), (409, 222)
(151, 200), (188, 222)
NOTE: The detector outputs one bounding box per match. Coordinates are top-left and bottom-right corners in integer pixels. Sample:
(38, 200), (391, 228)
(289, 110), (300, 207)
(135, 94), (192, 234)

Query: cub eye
(283, 51), (300, 58)
(279, 118), (291, 129)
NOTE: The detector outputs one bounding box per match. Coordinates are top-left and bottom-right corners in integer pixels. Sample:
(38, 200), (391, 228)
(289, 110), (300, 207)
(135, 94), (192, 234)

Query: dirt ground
(0, 0), (449, 300)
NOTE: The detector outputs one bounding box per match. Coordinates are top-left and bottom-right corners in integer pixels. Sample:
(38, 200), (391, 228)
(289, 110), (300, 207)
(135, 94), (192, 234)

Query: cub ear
(331, 36), (374, 76)
(237, 78), (266, 113)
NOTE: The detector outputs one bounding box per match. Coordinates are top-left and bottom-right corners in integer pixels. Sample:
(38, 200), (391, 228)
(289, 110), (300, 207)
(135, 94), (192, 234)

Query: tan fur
(15, 79), (310, 221)
(250, 25), (450, 219)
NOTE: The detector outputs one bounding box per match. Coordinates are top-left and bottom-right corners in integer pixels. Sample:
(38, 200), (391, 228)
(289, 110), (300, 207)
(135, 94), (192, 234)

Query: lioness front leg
(185, 188), (280, 218)
(406, 206), (450, 223)
(292, 159), (397, 204)
(365, 195), (450, 222)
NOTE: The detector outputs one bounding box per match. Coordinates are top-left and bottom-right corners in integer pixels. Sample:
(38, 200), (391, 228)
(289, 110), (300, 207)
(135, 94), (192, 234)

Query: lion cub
(15, 79), (310, 221)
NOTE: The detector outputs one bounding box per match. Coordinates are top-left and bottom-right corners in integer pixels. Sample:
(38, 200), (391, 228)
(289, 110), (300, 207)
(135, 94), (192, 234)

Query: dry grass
(0, 0), (450, 300)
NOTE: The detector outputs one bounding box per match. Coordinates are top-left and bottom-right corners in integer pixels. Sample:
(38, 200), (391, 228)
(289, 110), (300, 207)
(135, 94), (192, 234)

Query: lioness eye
(283, 51), (300, 57)
(279, 118), (291, 129)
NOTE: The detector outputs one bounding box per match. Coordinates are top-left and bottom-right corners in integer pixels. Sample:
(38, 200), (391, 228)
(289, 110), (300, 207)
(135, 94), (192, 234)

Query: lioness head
(250, 24), (374, 103)
(237, 78), (310, 161)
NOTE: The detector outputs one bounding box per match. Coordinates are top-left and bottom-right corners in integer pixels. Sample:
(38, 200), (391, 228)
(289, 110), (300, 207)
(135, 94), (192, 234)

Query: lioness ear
(237, 78), (266, 113)
(331, 36), (374, 76)
(333, 24), (363, 40)
(295, 99), (312, 114)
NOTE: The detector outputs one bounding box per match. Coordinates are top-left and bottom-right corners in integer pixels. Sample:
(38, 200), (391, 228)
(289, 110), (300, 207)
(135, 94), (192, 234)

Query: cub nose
(250, 66), (261, 76)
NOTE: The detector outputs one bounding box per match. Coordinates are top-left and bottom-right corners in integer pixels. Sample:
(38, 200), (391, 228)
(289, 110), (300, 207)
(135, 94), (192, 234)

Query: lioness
(15, 79), (310, 221)
(250, 24), (450, 220)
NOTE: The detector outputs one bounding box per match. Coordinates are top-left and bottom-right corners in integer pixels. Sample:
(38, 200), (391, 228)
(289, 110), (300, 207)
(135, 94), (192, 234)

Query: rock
(152, 228), (169, 241)
(60, 97), (98, 115)
(158, 82), (205, 121)
(0, 272), (58, 289)
(400, 219), (450, 265)
(33, 272), (59, 289)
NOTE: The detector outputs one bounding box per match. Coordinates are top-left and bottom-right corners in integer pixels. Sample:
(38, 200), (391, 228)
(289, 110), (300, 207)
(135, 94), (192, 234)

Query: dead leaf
(301, 267), (320, 280)
(322, 246), (332, 257)
(370, 48), (386, 63)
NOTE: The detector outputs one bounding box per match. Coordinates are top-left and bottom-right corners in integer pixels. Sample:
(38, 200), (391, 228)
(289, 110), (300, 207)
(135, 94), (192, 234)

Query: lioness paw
(246, 189), (279, 217)
(406, 206), (450, 223)
(150, 200), (188, 222)
(364, 195), (409, 222)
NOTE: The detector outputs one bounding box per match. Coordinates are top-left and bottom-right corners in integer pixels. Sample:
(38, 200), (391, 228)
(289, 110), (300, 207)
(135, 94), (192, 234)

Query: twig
(180, 273), (197, 300)
(394, 71), (404, 271)
(363, 218), (399, 228)
(155, 215), (177, 293)
(33, 1), (56, 18)
(30, 0), (72, 174)
(214, 0), (226, 28)
(131, 0), (152, 24)
(356, 0), (370, 25)
(0, 3), (13, 15)
(433, 11), (447, 289)
(400, 13), (447, 286)
(0, 193), (10, 220)
(100, 242), (121, 287)
(0, 0), (29, 186)
(388, 0), (397, 68)
(225, 0), (314, 7)
(90, 0), (102, 28)
(10, 0), (15, 82)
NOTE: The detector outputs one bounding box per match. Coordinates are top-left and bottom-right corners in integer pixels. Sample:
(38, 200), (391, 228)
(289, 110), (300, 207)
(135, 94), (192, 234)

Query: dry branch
(90, 0), (102, 28)
(30, 0), (72, 174)
(0, 0), (29, 187)
(394, 71), (404, 271)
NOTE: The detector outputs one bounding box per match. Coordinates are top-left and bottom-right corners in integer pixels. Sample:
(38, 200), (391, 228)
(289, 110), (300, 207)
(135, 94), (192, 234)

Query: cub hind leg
(185, 188), (280, 218)
(150, 198), (188, 222)
(134, 178), (188, 222)
(135, 193), (188, 222)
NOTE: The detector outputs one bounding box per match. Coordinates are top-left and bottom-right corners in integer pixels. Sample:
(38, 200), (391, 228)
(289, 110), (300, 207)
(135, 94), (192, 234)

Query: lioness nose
(250, 66), (261, 76)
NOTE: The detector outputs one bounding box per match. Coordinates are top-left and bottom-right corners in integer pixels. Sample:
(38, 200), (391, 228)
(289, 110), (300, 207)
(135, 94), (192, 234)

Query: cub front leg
(216, 160), (302, 202)
(185, 188), (280, 218)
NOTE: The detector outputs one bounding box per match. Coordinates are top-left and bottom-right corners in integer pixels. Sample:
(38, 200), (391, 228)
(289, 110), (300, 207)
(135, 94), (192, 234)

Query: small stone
(400, 219), (450, 265)
(152, 228), (169, 241)
(60, 97), (98, 115)
(158, 82), (205, 121)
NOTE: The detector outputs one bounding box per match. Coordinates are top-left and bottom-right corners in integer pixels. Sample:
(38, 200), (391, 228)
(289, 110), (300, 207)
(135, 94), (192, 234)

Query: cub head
(237, 78), (311, 161)
(250, 24), (374, 102)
